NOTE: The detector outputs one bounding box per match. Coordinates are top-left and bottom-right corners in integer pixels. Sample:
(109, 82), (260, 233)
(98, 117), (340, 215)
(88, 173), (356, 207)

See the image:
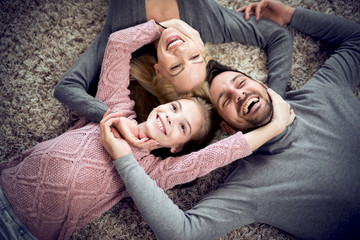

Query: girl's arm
(105, 89), (295, 190)
(244, 88), (295, 152)
(95, 21), (161, 114)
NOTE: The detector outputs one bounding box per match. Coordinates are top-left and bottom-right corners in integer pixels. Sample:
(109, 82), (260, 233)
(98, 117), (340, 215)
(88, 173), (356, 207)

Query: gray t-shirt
(114, 8), (360, 240)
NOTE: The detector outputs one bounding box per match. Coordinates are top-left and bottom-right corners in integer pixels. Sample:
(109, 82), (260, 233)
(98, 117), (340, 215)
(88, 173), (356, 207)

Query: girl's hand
(100, 110), (132, 160)
(267, 88), (295, 134)
(111, 117), (159, 149)
(237, 0), (295, 26)
(159, 19), (204, 50)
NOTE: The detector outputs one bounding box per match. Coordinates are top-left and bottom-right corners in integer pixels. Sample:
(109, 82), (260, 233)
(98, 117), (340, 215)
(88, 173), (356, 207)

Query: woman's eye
(170, 64), (181, 71)
(191, 54), (200, 60)
(171, 104), (177, 111)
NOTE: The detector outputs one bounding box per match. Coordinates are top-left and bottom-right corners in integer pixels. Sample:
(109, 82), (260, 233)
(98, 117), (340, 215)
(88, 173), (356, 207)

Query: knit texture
(0, 21), (251, 240)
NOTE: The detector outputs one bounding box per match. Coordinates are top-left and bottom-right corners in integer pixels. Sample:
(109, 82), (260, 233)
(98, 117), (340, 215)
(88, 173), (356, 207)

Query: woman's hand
(100, 110), (132, 160)
(237, 0), (295, 26)
(159, 19), (204, 50)
(267, 88), (296, 134)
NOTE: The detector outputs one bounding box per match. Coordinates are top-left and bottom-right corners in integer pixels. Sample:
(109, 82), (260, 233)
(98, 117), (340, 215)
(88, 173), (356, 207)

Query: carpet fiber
(1, 0), (359, 239)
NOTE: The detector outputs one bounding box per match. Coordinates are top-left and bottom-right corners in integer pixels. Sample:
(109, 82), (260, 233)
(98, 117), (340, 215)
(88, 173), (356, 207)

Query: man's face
(209, 71), (273, 132)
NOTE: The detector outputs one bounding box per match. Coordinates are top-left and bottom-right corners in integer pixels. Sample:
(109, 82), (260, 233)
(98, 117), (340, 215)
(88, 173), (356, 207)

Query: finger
(237, 6), (246, 12)
(244, 5), (255, 20)
(255, 2), (263, 20)
(138, 129), (149, 140)
(288, 109), (296, 125)
(137, 139), (159, 149)
(267, 88), (278, 100)
(110, 127), (121, 138)
(101, 111), (122, 124)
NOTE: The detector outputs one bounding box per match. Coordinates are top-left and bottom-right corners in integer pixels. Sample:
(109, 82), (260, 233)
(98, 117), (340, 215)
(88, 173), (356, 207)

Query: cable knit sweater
(0, 21), (251, 240)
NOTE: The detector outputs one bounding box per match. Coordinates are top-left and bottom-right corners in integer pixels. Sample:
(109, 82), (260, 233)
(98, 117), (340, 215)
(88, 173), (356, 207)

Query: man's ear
(219, 121), (236, 135)
(170, 145), (183, 153)
(154, 63), (159, 75)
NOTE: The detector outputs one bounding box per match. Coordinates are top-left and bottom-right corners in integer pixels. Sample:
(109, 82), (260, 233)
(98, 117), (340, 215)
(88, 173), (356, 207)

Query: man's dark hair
(205, 59), (253, 86)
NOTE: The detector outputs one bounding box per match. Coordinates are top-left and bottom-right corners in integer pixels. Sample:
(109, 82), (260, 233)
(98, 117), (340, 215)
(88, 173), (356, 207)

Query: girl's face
(144, 99), (204, 153)
(155, 28), (207, 92)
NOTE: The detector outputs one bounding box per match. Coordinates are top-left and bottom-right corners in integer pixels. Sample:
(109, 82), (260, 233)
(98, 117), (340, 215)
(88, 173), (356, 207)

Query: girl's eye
(180, 124), (186, 133)
(191, 54), (200, 60)
(171, 104), (177, 112)
(170, 64), (181, 71)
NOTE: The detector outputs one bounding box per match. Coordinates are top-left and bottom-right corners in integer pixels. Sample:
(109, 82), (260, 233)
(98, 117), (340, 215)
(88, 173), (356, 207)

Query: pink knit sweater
(0, 21), (251, 240)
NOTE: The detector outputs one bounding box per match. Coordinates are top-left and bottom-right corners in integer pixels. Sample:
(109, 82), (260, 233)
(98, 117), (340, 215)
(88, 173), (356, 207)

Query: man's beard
(242, 97), (273, 132)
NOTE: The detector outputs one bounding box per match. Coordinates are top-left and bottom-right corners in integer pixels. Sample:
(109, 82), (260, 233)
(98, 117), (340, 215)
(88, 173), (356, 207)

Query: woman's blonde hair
(130, 53), (211, 103)
(130, 53), (219, 155)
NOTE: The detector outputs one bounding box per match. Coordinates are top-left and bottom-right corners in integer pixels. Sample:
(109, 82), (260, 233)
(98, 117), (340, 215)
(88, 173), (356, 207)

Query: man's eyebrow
(216, 74), (241, 108)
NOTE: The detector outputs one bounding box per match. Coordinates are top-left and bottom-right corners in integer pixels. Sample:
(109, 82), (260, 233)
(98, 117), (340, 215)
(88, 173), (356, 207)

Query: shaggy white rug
(0, 0), (359, 239)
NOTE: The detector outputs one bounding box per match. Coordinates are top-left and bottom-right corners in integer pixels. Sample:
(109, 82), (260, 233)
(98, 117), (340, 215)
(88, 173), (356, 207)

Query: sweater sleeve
(124, 131), (251, 191)
(53, 26), (112, 123)
(95, 20), (160, 114)
(290, 8), (360, 91)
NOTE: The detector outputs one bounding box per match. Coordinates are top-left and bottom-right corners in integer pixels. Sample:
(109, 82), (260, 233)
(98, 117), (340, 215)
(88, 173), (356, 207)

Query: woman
(53, 0), (293, 123)
(0, 20), (294, 240)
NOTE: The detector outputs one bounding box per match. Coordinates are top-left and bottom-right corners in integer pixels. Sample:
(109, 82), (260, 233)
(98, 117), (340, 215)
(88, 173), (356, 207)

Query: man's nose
(232, 89), (245, 103)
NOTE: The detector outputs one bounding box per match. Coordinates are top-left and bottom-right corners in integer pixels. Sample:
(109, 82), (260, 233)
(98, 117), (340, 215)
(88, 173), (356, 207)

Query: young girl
(0, 20), (293, 240)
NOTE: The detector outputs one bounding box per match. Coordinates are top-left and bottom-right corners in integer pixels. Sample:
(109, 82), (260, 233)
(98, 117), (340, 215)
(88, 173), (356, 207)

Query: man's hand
(237, 0), (295, 26)
(99, 110), (132, 160)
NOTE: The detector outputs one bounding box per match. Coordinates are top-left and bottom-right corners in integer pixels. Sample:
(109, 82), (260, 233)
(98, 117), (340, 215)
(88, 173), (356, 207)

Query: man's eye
(237, 80), (245, 89)
(171, 64), (181, 71)
(190, 54), (200, 60)
(222, 97), (230, 108)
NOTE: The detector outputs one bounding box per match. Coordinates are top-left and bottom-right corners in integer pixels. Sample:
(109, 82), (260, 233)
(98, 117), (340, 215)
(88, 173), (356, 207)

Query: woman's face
(144, 99), (204, 153)
(155, 28), (207, 92)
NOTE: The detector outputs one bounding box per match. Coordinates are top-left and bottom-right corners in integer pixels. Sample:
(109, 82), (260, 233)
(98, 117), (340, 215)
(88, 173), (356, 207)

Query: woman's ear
(170, 144), (183, 153)
(154, 63), (159, 75)
(219, 121), (236, 135)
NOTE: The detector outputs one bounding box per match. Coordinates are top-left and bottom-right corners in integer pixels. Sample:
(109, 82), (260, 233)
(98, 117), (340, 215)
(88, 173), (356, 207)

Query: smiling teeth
(244, 98), (259, 115)
(167, 39), (183, 50)
(156, 117), (165, 133)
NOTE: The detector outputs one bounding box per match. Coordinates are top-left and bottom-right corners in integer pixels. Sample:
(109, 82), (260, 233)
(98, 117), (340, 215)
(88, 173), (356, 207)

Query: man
(112, 1), (360, 239)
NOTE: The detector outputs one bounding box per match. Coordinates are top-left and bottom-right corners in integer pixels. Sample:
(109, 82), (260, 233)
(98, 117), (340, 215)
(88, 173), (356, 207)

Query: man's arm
(179, 1), (293, 97)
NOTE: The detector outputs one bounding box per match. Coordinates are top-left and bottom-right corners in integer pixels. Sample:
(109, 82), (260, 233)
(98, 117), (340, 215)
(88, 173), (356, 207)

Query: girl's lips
(166, 35), (184, 50)
(156, 114), (167, 135)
